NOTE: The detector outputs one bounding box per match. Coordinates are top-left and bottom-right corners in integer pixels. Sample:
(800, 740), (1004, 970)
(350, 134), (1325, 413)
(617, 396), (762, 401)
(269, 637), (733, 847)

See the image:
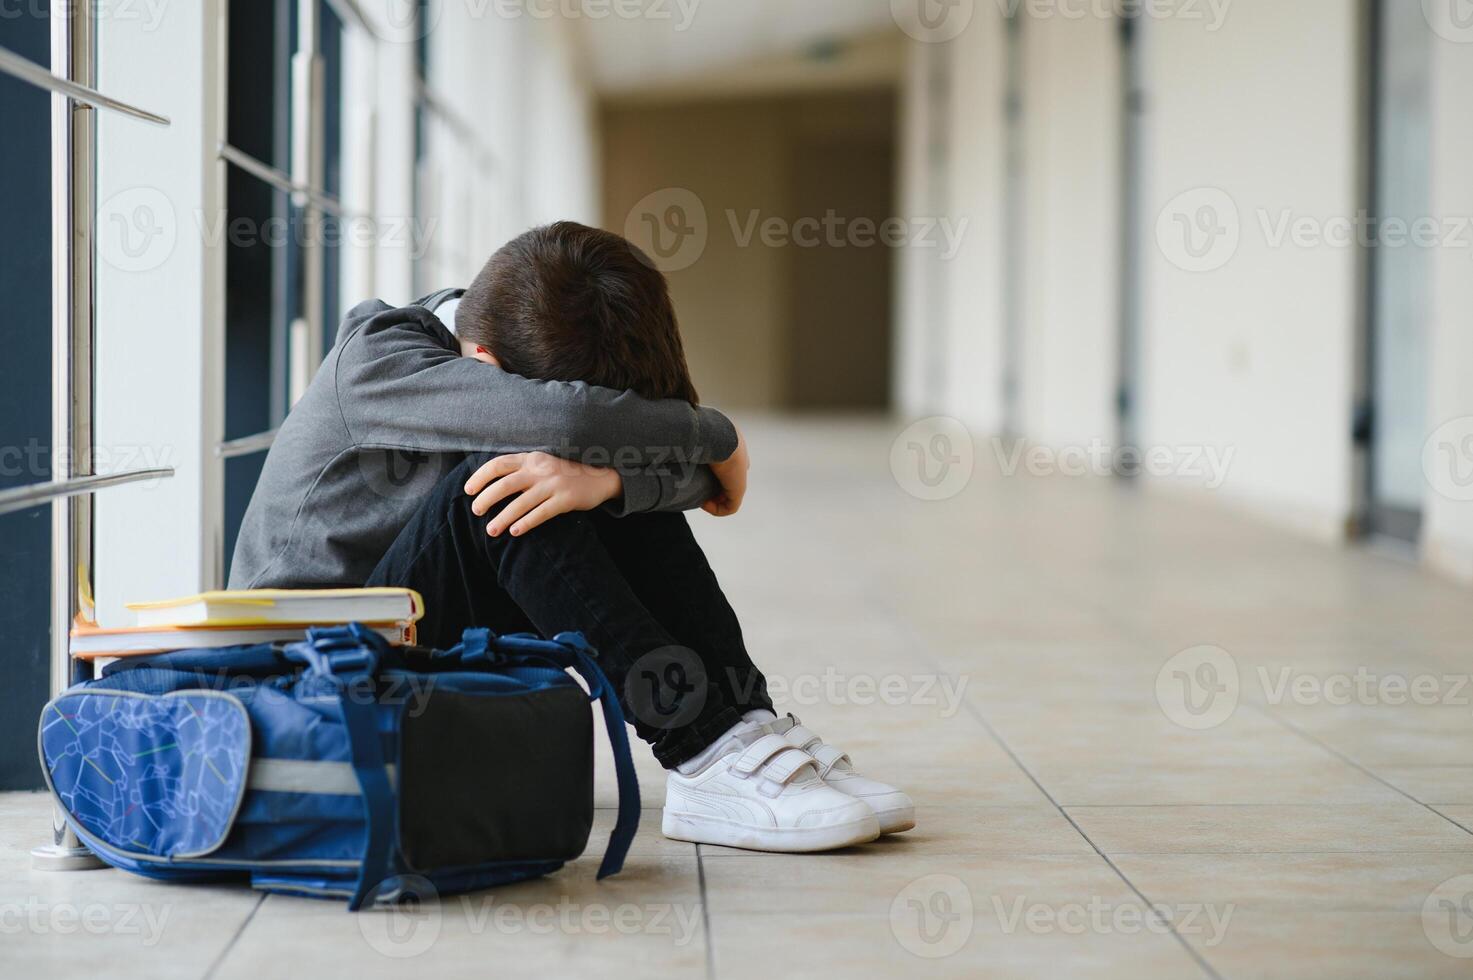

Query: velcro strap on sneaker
(731, 734), (797, 776)
(731, 734), (818, 784)
(810, 743), (851, 777)
(762, 746), (819, 784)
(784, 724), (824, 753)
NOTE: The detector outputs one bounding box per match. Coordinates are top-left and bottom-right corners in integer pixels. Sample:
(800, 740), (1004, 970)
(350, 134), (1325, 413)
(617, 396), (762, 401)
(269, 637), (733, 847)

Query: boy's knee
(434, 453), (601, 554)
(498, 507), (594, 544)
(421, 453), (491, 506)
(446, 452), (495, 489)
(468, 494), (595, 554)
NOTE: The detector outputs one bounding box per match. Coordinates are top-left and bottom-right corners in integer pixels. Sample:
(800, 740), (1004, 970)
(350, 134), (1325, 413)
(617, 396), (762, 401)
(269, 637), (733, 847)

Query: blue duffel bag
(37, 623), (639, 910)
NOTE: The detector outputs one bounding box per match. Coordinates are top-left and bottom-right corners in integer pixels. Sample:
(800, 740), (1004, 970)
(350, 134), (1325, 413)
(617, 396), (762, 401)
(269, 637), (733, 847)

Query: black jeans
(365, 454), (773, 769)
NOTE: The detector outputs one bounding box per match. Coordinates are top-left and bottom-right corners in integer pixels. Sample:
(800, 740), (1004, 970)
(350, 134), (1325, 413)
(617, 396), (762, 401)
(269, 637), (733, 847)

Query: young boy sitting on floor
(229, 221), (913, 852)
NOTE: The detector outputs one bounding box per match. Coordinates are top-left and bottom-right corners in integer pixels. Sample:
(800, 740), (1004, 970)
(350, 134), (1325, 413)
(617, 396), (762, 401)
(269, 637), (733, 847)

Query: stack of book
(69, 588), (423, 661)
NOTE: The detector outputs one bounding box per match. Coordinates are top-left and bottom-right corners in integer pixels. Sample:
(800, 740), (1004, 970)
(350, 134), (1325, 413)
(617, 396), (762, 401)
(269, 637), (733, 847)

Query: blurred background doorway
(601, 45), (899, 412)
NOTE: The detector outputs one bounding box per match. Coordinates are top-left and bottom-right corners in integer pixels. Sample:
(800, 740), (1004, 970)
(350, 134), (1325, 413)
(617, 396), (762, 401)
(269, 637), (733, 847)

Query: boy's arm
(614, 424), (749, 516)
(463, 427), (748, 535)
(607, 465), (722, 516)
(335, 305), (737, 465)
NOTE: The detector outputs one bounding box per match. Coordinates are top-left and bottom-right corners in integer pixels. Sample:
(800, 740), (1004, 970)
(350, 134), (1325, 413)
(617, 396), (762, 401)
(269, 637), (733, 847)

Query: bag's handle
(287, 623), (386, 677)
(455, 627), (640, 881)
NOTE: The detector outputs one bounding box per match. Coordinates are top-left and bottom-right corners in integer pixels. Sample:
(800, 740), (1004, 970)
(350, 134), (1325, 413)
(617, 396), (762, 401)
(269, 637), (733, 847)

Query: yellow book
(71, 621), (416, 660)
(127, 587), (423, 629)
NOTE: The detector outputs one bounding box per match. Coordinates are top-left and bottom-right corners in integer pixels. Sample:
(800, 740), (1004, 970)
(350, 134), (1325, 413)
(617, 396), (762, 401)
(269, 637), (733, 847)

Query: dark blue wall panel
(0, 9), (54, 790)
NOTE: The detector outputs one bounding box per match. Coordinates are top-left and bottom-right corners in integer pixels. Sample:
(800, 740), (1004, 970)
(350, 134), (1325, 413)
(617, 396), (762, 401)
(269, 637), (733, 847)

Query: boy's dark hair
(456, 221), (699, 404)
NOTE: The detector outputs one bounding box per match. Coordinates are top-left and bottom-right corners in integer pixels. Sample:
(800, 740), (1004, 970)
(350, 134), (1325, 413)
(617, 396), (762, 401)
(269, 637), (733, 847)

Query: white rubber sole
(662, 809), (881, 852)
(874, 805), (916, 835)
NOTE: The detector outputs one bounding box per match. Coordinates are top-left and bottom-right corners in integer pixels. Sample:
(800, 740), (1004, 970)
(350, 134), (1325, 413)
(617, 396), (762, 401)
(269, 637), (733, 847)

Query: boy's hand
(465, 452), (622, 537)
(703, 426), (749, 517)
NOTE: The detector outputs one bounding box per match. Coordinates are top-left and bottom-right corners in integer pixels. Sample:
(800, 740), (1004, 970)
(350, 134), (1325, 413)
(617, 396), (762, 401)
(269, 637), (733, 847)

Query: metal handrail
(0, 45), (169, 126)
(219, 142), (357, 218)
(217, 428), (279, 460)
(0, 469), (175, 518)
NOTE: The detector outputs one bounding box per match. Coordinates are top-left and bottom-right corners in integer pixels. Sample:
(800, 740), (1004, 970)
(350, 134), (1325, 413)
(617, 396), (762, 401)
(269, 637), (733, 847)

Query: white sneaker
(766, 714), (916, 834)
(663, 733), (881, 852)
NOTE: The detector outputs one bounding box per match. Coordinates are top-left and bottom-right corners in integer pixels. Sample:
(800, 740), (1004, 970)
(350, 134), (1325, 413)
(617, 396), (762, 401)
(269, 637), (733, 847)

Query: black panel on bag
(397, 686), (594, 871)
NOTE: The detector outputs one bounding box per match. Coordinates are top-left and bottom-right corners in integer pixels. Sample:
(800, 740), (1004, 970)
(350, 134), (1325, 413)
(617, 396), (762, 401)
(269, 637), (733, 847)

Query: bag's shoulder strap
(555, 633), (641, 880)
(288, 625), (408, 910)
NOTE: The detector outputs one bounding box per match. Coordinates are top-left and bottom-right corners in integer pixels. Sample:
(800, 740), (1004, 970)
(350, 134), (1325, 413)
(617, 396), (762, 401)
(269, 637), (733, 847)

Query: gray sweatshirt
(228, 292), (737, 589)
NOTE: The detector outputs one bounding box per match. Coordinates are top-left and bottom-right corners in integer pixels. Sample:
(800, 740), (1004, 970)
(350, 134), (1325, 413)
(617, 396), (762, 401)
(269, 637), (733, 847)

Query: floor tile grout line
(703, 847), (1473, 857)
(1252, 704), (1473, 840)
(1427, 805), (1473, 837)
(695, 843), (716, 980)
(200, 891), (266, 980)
(946, 667), (1228, 980)
(1058, 802), (1449, 808)
(1093, 849), (1473, 855)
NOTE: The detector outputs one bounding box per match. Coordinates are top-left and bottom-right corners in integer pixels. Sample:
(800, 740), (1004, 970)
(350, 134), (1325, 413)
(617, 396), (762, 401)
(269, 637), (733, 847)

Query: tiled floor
(6, 417), (1473, 978)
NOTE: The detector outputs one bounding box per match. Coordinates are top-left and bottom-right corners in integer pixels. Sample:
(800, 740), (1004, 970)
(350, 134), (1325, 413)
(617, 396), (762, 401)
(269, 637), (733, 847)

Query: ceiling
(572, 0), (900, 94)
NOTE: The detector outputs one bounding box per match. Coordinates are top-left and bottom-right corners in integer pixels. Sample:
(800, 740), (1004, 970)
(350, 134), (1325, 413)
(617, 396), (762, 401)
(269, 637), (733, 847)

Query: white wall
(369, 25), (419, 306)
(523, 23), (600, 228)
(894, 9), (1009, 428)
(94, 0), (227, 626)
(895, 7), (1128, 442)
(939, 5), (1008, 430)
(1139, 0), (1361, 535)
(895, 0), (1363, 531)
(895, 7), (1121, 441)
(1423, 34), (1473, 582)
(341, 26), (382, 307)
(893, 38), (943, 416)
(898, 2), (1473, 583)
(416, 9), (599, 295)
(1017, 11), (1120, 447)
(354, 5), (599, 306)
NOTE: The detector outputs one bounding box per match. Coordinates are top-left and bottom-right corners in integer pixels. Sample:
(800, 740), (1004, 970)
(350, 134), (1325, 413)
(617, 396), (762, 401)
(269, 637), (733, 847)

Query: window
(221, 0), (356, 572)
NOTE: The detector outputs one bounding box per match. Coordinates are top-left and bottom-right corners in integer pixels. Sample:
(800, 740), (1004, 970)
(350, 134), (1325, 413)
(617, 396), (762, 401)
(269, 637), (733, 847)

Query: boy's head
(456, 221), (698, 404)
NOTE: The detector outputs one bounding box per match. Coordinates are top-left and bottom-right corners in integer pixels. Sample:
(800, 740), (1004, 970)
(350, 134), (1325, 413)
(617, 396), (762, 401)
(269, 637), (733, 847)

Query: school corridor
(5, 416), (1473, 977)
(4, 1), (1473, 977)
